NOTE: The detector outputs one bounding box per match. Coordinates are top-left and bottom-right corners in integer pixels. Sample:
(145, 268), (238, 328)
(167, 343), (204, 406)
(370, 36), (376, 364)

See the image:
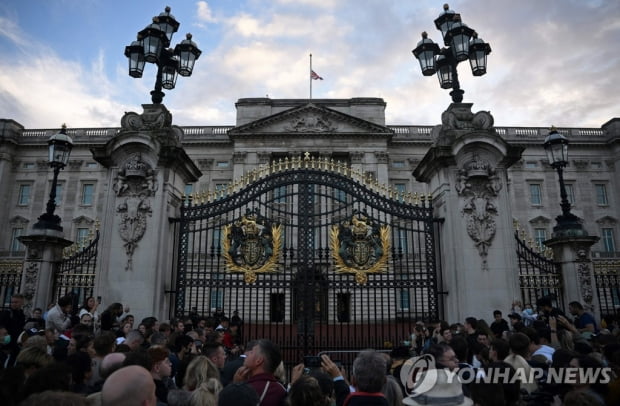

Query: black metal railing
(593, 259), (620, 322)
(0, 260), (24, 311)
(54, 230), (100, 310)
(515, 230), (563, 310)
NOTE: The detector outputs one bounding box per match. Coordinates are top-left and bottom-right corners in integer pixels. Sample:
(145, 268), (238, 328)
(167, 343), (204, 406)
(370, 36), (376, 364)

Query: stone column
(413, 103), (524, 322)
(18, 229), (72, 315)
(91, 104), (201, 321)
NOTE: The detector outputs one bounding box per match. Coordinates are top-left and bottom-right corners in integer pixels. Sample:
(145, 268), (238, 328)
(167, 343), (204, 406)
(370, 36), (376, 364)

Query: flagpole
(309, 53), (312, 100)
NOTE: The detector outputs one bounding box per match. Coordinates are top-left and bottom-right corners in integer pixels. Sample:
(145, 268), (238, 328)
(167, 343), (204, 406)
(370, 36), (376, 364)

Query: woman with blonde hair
(183, 355), (223, 406)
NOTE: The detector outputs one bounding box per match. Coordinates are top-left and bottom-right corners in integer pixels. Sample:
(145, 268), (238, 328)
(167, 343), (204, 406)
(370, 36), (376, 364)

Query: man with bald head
(102, 365), (157, 406)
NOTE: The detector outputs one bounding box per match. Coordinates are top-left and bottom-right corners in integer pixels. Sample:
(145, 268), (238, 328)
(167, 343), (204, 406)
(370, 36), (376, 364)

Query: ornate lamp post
(124, 7), (202, 104)
(543, 127), (586, 237)
(33, 124), (73, 231)
(412, 4), (491, 103)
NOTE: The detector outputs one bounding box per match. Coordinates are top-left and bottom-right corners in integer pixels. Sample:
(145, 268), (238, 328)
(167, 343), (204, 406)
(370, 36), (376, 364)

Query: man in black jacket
(0, 293), (26, 366)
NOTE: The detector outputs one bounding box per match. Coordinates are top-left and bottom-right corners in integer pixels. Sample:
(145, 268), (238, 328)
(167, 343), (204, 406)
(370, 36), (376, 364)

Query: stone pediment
(228, 103), (393, 138)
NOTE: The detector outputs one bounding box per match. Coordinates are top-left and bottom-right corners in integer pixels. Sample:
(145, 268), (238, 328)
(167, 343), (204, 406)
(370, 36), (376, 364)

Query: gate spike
(311, 155), (316, 169)
(330, 158), (334, 171)
(278, 158), (283, 172)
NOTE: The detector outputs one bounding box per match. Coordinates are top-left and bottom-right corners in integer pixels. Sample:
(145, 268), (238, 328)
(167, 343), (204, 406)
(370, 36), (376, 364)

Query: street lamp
(543, 127), (586, 237)
(124, 7), (202, 104)
(412, 4), (491, 103)
(33, 124), (73, 232)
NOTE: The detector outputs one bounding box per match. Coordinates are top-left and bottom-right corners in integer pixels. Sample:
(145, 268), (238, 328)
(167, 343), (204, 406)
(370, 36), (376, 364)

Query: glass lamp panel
(469, 49), (487, 76)
(161, 60), (178, 90)
(177, 50), (197, 77)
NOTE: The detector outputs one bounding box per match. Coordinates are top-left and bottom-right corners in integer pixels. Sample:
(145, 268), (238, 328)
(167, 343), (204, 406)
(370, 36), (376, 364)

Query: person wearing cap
(489, 310), (509, 339)
(507, 312), (525, 332)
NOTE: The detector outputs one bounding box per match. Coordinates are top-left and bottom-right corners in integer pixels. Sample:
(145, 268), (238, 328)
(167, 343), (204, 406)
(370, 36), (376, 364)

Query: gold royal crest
(330, 212), (390, 284)
(222, 211), (282, 284)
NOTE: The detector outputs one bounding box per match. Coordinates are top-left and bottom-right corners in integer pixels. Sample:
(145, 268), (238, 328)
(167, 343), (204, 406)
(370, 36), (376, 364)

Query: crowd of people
(1, 292), (620, 405)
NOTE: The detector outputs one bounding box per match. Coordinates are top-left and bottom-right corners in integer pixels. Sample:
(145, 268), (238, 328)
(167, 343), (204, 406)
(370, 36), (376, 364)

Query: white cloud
(196, 1), (217, 23)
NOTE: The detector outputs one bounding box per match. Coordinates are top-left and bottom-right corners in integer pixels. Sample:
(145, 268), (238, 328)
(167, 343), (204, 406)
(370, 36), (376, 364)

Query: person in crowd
(565, 354), (608, 405)
(78, 296), (100, 329)
(46, 295), (74, 335)
(115, 320), (133, 345)
(25, 307), (45, 330)
(490, 310), (509, 339)
(536, 296), (566, 328)
(21, 389), (91, 406)
(233, 339), (287, 406)
(148, 345), (174, 404)
(507, 312), (525, 333)
(124, 330), (145, 351)
(345, 350), (388, 406)
(203, 342), (227, 370)
(504, 332), (537, 394)
(183, 355), (223, 406)
(66, 351), (93, 394)
(88, 331), (116, 386)
(289, 375), (330, 406)
(100, 303), (128, 332)
(217, 382), (258, 406)
(170, 334), (195, 387)
(0, 293), (26, 365)
(101, 365), (157, 406)
(567, 301), (598, 337)
(15, 345), (53, 379)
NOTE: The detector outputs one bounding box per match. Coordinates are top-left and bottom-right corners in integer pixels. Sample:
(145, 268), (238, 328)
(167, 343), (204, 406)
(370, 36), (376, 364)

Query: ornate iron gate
(54, 229), (100, 310)
(593, 259), (620, 321)
(174, 155), (440, 360)
(515, 226), (564, 309)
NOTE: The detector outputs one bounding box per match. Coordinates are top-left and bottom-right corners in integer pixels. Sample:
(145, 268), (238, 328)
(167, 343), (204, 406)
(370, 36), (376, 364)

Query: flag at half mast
(311, 70), (323, 80)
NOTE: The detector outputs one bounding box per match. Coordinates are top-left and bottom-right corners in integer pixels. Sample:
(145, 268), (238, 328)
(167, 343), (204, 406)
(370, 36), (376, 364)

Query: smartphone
(303, 355), (321, 368)
(97, 296), (102, 304)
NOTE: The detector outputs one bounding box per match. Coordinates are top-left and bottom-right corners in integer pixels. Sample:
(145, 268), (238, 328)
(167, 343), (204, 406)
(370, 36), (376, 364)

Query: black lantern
(33, 125), (74, 231)
(469, 33), (491, 76)
(543, 127), (587, 237)
(161, 52), (179, 90)
(124, 39), (145, 78)
(175, 34), (202, 77)
(412, 32), (440, 76)
(138, 21), (169, 63)
(433, 4), (460, 43)
(543, 127), (569, 168)
(413, 3), (490, 103)
(445, 21), (475, 62)
(156, 7), (180, 43)
(125, 7), (201, 104)
(435, 53), (453, 89)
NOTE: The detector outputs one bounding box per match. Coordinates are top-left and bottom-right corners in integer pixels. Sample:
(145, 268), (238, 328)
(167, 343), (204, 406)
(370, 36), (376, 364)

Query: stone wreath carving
(114, 153), (157, 271)
(576, 250), (594, 305)
(22, 261), (40, 316)
(455, 154), (502, 270)
(286, 114), (337, 132)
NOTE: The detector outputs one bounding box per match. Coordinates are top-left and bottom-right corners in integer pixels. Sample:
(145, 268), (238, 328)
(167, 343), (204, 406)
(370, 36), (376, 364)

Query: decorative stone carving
(350, 152), (364, 164)
(576, 250), (593, 306)
(121, 106), (173, 131)
(22, 262), (40, 303)
(68, 160), (84, 169)
(573, 160), (589, 170)
(285, 114), (337, 132)
(233, 152), (246, 164)
(375, 152), (389, 164)
(197, 159), (213, 170)
(441, 104), (494, 130)
(605, 160), (615, 170)
(455, 153), (502, 270)
(36, 160), (49, 170)
(113, 153), (157, 271)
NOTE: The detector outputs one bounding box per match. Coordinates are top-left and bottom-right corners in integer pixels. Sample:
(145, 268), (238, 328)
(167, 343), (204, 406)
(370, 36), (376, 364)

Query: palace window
(529, 184), (542, 205)
(81, 183), (95, 206)
(534, 228), (547, 249)
(10, 228), (25, 254)
(595, 184), (608, 206)
(18, 184), (31, 206)
(565, 183), (575, 205)
(602, 228), (616, 253)
(399, 289), (411, 310)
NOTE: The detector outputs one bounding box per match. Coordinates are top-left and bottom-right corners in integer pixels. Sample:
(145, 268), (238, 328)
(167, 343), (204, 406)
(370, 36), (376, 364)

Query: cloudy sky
(0, 0), (618, 130)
